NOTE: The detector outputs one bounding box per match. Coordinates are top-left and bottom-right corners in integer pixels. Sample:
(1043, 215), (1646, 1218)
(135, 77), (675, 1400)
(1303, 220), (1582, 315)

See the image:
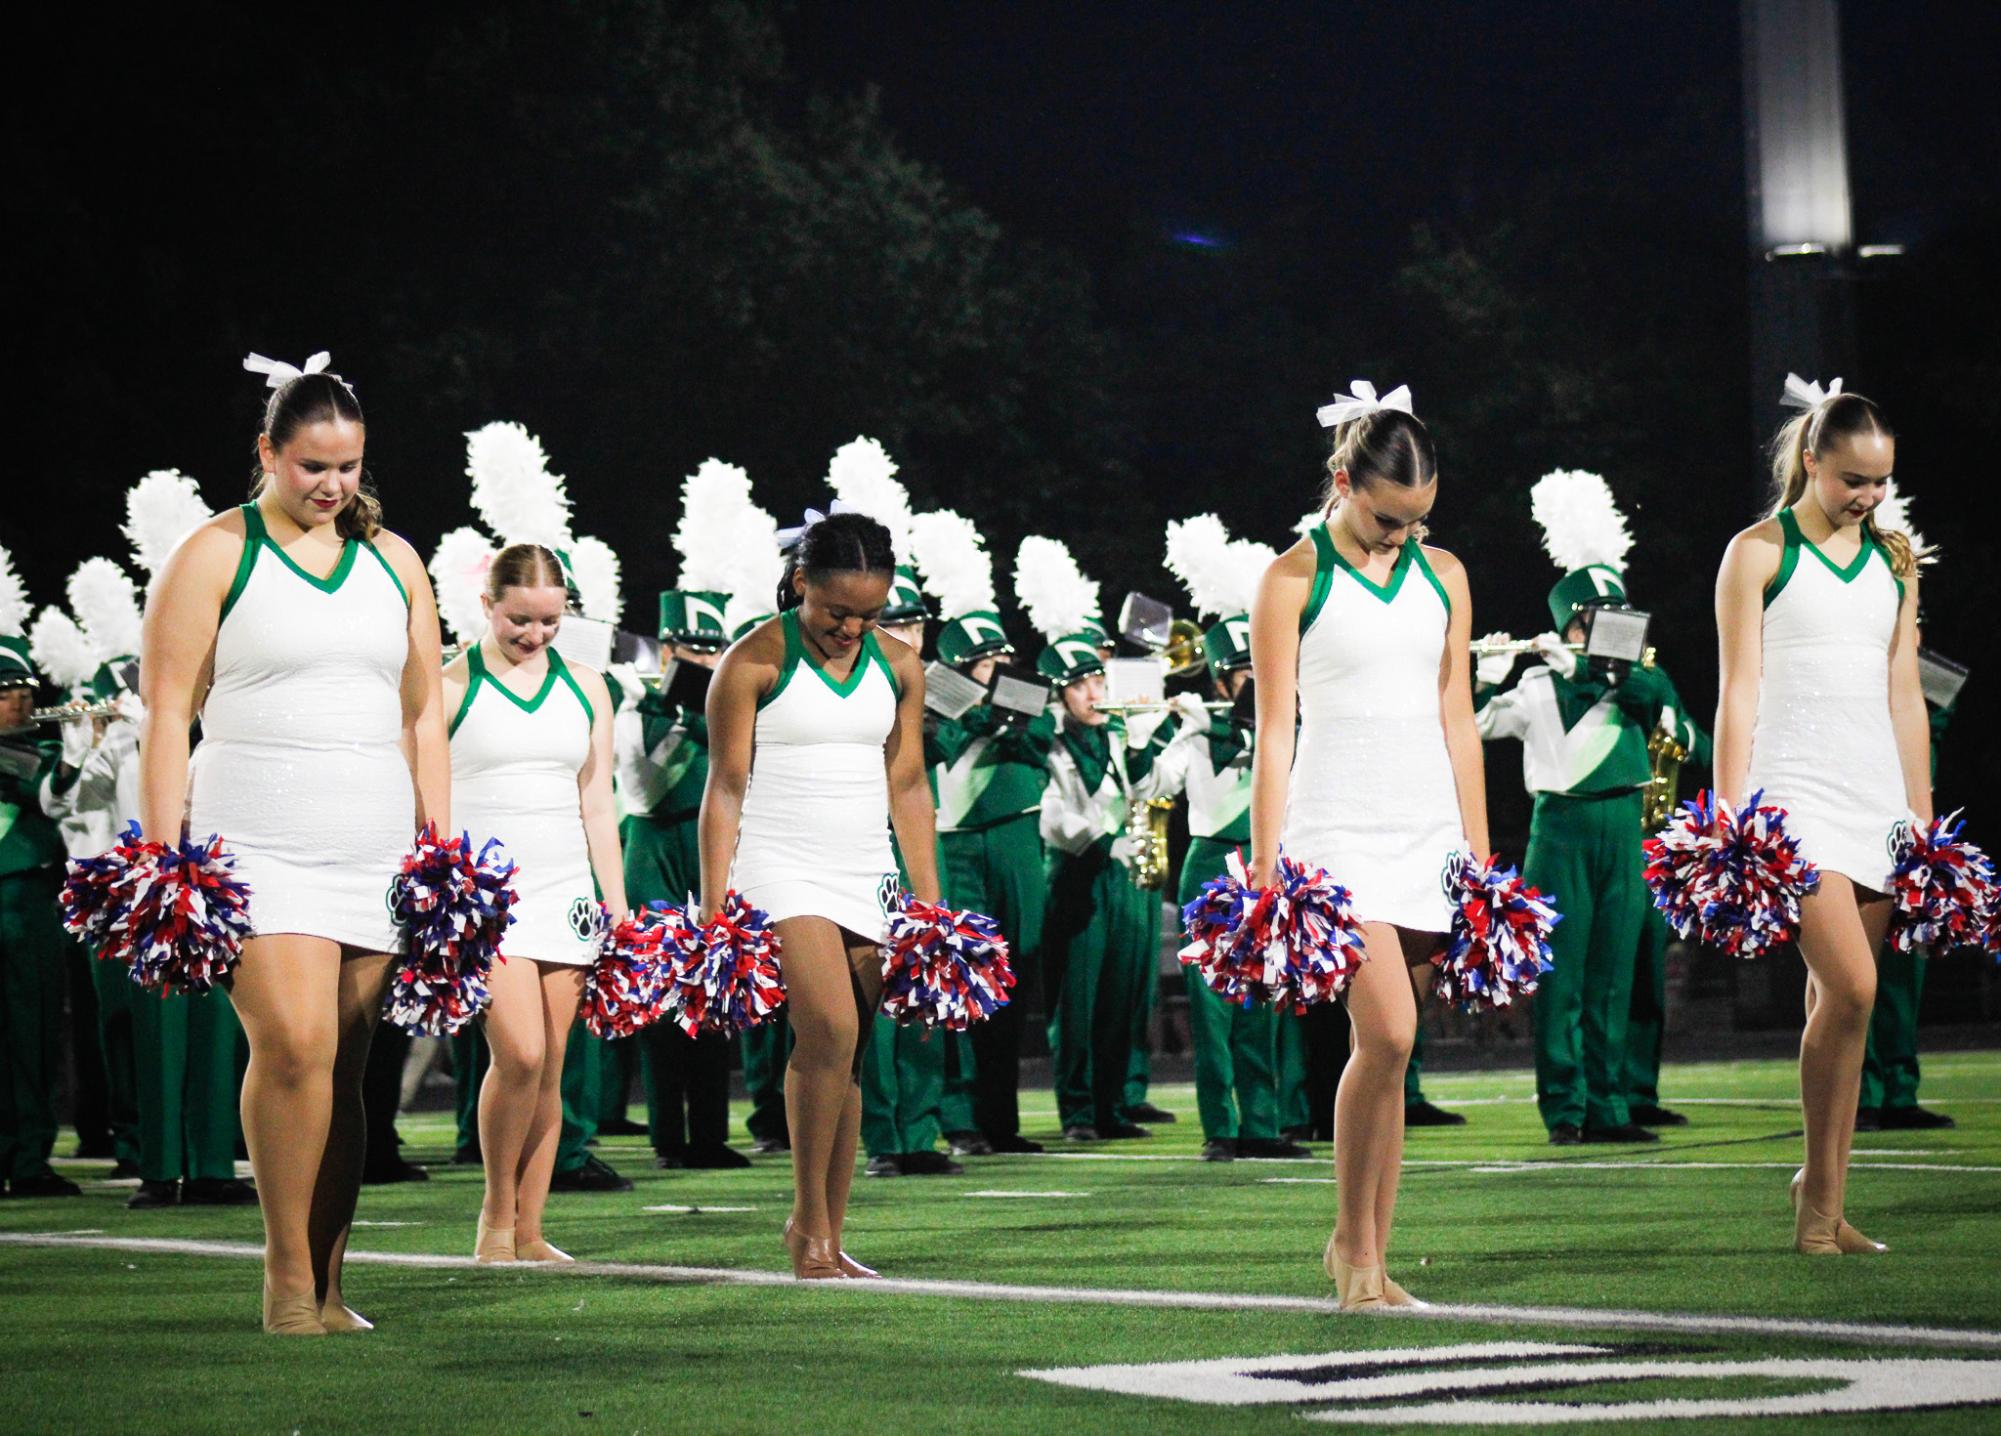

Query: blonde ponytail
(1761, 390), (1894, 542)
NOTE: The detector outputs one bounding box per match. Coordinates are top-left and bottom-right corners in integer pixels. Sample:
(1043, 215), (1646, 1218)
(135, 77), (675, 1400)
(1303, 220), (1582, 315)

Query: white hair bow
(1316, 378), (1414, 428)
(1781, 372), (1843, 410)
(242, 351), (341, 390)
(775, 499), (859, 550)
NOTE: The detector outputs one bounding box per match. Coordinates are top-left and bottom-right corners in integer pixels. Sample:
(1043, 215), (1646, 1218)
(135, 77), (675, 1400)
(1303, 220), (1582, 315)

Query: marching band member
(1475, 471), (1708, 1144)
(142, 352), (447, 1333)
(1714, 378), (1927, 1254)
(1246, 382), (1483, 1309)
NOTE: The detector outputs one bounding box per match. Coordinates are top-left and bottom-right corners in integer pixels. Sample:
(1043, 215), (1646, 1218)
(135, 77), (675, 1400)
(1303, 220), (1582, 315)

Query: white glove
(1167, 691), (1212, 729)
(1109, 832), (1143, 870)
(1473, 633), (1518, 687)
(1532, 631), (1578, 679)
(59, 716), (96, 768)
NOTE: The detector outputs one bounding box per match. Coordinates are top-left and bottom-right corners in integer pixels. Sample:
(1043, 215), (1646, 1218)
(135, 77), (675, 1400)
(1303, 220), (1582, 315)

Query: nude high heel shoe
(475, 1213), (516, 1264)
(1323, 1234), (1385, 1311)
(318, 1297), (374, 1332)
(782, 1218), (844, 1280)
(516, 1237), (575, 1263)
(1791, 1168), (1887, 1256)
(262, 1284), (328, 1336)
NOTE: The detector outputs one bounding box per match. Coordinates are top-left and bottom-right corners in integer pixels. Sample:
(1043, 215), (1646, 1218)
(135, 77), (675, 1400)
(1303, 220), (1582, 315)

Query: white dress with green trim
(730, 610), (901, 942)
(187, 503), (412, 952)
(449, 645), (600, 966)
(1280, 526), (1460, 932)
(1747, 509), (1909, 891)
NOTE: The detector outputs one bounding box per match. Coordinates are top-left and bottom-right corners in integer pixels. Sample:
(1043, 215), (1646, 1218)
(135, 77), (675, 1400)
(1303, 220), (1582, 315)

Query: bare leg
(226, 935), (342, 1315)
(1331, 922), (1418, 1271)
(827, 940), (884, 1252)
(516, 964), (586, 1247)
(1795, 874), (1884, 1218)
(776, 917), (862, 1243)
(312, 948), (395, 1311)
(1376, 932), (1442, 1260)
(478, 955), (550, 1233)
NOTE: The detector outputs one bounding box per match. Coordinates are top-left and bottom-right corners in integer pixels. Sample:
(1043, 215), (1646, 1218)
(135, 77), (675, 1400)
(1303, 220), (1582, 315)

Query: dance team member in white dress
(1713, 381), (1927, 1256)
(140, 353), (448, 1334)
(700, 512), (938, 1279)
(1245, 387), (1486, 1310)
(448, 544), (624, 1265)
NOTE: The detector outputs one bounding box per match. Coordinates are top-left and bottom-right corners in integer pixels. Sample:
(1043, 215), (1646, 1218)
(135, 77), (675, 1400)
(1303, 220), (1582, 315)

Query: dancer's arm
(136, 513), (237, 843)
(695, 622), (780, 921)
(573, 665), (629, 921)
(883, 641), (941, 905)
(1429, 548), (1489, 861)
(1885, 573), (1932, 825)
(1246, 541), (1312, 888)
(378, 532), (450, 832)
(1712, 523), (1781, 808)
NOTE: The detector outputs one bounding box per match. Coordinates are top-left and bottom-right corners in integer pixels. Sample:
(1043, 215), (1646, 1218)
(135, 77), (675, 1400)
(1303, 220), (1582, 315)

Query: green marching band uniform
(1036, 630), (1179, 1138)
(1476, 560), (1710, 1140)
(927, 606), (1053, 1153)
(618, 590), (744, 1168)
(41, 660), (248, 1204)
(1152, 616), (1311, 1156)
(0, 637), (84, 1195)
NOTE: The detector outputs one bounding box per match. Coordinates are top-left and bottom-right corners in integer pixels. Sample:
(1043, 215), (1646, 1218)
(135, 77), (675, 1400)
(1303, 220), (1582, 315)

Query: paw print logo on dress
(877, 872), (902, 919)
(567, 897), (600, 942)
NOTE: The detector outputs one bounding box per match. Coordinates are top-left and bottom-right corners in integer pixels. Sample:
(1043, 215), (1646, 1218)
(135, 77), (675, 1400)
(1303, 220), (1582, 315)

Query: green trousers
(939, 816), (1046, 1140)
(1860, 946), (1927, 1111)
(860, 1016), (944, 1157)
(1528, 789), (1647, 1132)
(626, 815), (733, 1154)
(138, 987), (243, 1181)
(85, 947), (140, 1165)
(1403, 1027), (1426, 1104)
(1, 870), (68, 1181)
(1045, 846), (1154, 1131)
(1177, 836), (1283, 1142)
(1623, 908), (1674, 1108)
(452, 1008), (601, 1174)
(452, 1026), (486, 1156)
(740, 1014), (791, 1142)
(1122, 888), (1164, 1116)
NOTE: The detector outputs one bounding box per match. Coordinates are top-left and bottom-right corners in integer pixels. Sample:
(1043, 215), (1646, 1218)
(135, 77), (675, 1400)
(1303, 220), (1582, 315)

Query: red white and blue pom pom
(1644, 790), (1820, 960)
(1178, 849), (1367, 1013)
(382, 824), (519, 1036)
(1434, 850), (1559, 1011)
(878, 893), (1015, 1030)
(582, 903), (688, 1039)
(660, 890), (786, 1038)
(1887, 811), (1997, 955)
(60, 822), (252, 994)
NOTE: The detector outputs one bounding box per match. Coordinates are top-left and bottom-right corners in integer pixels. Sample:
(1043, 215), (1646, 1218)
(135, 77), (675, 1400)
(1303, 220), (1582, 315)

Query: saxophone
(1128, 796), (1176, 890)
(1642, 711), (1688, 832)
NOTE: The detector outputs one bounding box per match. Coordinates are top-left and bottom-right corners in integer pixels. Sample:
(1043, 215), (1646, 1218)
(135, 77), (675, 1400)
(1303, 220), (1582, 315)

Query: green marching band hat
(1530, 470), (1635, 631)
(90, 659), (136, 702)
(658, 590), (730, 650)
(730, 612), (772, 642)
(937, 610), (1014, 667)
(0, 635), (36, 689)
(880, 565), (929, 625)
(1163, 513), (1273, 680)
(1202, 615), (1253, 674)
(1037, 632), (1108, 686)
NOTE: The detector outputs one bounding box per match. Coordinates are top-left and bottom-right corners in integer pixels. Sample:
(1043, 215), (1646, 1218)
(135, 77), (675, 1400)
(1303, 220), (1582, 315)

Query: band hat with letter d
(937, 610), (1013, 666)
(1036, 631), (1108, 685)
(1529, 469), (1635, 629)
(880, 566), (930, 625)
(1163, 513), (1273, 678)
(658, 589), (730, 650)
(0, 636), (37, 689)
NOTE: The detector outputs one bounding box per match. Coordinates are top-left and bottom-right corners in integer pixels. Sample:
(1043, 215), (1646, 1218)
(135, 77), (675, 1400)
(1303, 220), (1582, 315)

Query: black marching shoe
(549, 1155), (633, 1192)
(1097, 1121), (1152, 1141)
(1582, 1122), (1660, 1144)
(749, 1136), (791, 1155)
(1404, 1100), (1466, 1127)
(986, 1134), (1045, 1154)
(1201, 1139), (1238, 1162)
(361, 1158), (430, 1184)
(6, 1173), (82, 1198)
(1238, 1137), (1313, 1159)
(1548, 1123), (1584, 1146)
(453, 1144), (483, 1166)
(182, 1177), (259, 1206)
(1280, 1125), (1314, 1144)
(899, 1151), (965, 1176)
(1124, 1102), (1177, 1124)
(1630, 1104), (1688, 1127)
(597, 1117), (650, 1138)
(1878, 1105), (1956, 1131)
(126, 1179), (180, 1209)
(654, 1150), (686, 1169)
(1062, 1125), (1100, 1143)
(865, 1155), (902, 1178)
(685, 1143), (753, 1170)
(947, 1131), (993, 1157)
(1853, 1107), (1884, 1132)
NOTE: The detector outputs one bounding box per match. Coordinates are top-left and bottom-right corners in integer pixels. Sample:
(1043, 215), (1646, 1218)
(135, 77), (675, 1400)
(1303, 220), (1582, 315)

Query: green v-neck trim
(245, 501), (359, 594)
(1784, 508), (1874, 583)
(1323, 525), (1416, 603)
(453, 642), (564, 737)
(789, 610), (883, 699)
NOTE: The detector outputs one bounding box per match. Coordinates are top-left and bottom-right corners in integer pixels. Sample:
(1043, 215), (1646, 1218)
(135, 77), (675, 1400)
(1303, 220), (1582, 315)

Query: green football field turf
(4, 1052), (1999, 1433)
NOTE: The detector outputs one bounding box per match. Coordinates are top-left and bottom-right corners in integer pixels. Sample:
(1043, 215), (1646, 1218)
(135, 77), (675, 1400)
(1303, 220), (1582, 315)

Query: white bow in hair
(1316, 378), (1414, 428)
(242, 351), (340, 390)
(1781, 372), (1843, 410)
(775, 499), (859, 549)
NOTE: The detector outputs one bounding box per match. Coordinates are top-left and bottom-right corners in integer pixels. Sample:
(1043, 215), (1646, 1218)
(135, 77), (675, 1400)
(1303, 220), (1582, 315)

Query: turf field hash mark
(963, 1191), (1090, 1198)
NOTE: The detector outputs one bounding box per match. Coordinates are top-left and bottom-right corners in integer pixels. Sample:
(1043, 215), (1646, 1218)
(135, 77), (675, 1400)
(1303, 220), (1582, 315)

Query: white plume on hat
(563, 535), (623, 625)
(429, 526), (499, 645)
(1530, 469), (1634, 574)
(1013, 535), (1102, 641)
(467, 421), (572, 547)
(825, 437), (916, 557)
(673, 459), (782, 635)
(1872, 479), (1934, 566)
(123, 469), (212, 577)
(1165, 513), (1275, 619)
(29, 608), (97, 690)
(68, 558), (143, 660)
(0, 546), (26, 638)
(907, 508), (994, 620)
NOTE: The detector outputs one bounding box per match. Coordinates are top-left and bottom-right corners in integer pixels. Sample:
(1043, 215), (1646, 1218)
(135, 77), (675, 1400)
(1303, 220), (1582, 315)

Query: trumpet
(30, 698), (125, 724)
(1092, 699), (1234, 715)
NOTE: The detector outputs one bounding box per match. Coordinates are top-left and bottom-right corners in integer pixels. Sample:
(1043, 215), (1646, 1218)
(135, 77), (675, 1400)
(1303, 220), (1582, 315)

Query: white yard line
(3, 1231), (1998, 1353)
(1263, 1159), (2001, 1180)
